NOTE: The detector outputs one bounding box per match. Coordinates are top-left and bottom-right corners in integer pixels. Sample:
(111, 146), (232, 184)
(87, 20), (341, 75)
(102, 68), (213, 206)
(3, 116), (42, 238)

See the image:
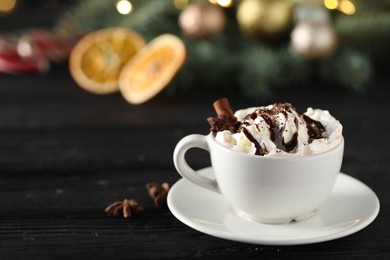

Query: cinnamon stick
(213, 98), (234, 118)
(208, 98), (240, 132)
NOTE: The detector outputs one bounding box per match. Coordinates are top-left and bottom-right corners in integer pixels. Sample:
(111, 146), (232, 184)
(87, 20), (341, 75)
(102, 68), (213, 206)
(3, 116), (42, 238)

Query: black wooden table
(1, 3), (389, 259)
(0, 64), (389, 258)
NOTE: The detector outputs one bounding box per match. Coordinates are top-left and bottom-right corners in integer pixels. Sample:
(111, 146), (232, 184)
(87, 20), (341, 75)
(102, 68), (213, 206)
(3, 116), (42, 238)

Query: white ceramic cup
(173, 133), (344, 224)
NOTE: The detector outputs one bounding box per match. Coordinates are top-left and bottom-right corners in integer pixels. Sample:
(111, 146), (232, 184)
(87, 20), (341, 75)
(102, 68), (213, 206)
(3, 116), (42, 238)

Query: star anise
(104, 198), (144, 218)
(146, 182), (170, 207)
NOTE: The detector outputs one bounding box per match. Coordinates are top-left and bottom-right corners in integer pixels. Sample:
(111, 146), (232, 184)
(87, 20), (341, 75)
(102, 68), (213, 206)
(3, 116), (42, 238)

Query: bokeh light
(0, 0), (17, 14)
(217, 0), (233, 8)
(338, 0), (356, 15)
(116, 0), (133, 15)
(324, 0), (338, 10)
(173, 0), (189, 10)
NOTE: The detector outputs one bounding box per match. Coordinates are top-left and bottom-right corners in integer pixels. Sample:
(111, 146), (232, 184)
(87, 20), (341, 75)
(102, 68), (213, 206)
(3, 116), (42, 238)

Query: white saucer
(168, 167), (380, 245)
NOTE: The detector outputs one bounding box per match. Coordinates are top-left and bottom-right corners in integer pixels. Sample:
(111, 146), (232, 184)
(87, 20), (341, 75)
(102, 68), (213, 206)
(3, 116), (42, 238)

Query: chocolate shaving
(208, 98), (240, 132)
(146, 182), (170, 207)
(105, 198), (144, 218)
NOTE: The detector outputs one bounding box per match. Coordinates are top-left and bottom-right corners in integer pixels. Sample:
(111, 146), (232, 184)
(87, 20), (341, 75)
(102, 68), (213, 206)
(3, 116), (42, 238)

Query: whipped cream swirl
(215, 103), (343, 156)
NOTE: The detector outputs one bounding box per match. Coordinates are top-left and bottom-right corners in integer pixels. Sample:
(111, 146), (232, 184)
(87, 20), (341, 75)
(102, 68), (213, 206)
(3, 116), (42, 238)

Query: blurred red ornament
(0, 28), (81, 74)
(0, 32), (49, 74)
(17, 29), (80, 63)
(0, 47), (49, 74)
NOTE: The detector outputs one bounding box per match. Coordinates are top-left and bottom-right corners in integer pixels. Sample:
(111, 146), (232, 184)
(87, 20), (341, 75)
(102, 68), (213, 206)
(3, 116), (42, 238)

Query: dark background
(0, 1), (389, 258)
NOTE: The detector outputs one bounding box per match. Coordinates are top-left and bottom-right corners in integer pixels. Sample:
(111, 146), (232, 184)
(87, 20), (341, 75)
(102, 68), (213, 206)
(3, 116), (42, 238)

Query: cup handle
(173, 134), (219, 193)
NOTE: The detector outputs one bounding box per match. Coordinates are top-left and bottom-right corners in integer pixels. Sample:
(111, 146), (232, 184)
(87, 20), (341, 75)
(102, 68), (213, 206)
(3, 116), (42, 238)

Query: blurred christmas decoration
(236, 0), (292, 39)
(179, 2), (226, 40)
(291, 4), (337, 59)
(1, 0), (390, 101)
(17, 29), (77, 63)
(291, 22), (337, 59)
(0, 28), (77, 74)
(0, 46), (48, 74)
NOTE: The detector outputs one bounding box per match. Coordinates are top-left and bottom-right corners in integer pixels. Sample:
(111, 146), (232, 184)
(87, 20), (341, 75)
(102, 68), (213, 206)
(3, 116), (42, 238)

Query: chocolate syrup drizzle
(239, 127), (263, 155)
(302, 114), (327, 142)
(237, 103), (324, 155)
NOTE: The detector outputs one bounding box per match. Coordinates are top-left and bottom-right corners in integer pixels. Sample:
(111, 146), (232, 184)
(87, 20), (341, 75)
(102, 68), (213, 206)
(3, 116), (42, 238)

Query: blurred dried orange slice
(69, 28), (145, 94)
(119, 34), (186, 104)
